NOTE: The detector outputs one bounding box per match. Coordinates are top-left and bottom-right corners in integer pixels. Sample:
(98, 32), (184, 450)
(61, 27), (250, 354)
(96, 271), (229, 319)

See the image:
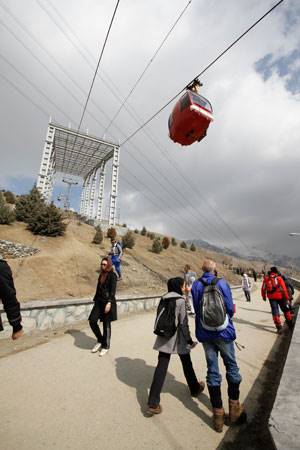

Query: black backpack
(154, 297), (177, 338)
(199, 277), (228, 331)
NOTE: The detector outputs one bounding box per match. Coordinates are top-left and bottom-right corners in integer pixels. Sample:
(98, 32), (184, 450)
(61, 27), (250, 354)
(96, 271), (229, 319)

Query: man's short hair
(202, 258), (216, 273)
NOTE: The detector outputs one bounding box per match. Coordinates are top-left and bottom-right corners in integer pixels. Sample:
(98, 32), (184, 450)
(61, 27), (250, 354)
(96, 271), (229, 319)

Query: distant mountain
(188, 238), (300, 270)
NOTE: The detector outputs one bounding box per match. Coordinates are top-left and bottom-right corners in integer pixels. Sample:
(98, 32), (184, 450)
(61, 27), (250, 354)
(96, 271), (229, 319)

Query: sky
(0, 0), (300, 258)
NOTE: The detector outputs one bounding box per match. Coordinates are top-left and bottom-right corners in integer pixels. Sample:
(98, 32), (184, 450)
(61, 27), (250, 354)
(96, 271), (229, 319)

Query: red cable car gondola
(168, 80), (214, 146)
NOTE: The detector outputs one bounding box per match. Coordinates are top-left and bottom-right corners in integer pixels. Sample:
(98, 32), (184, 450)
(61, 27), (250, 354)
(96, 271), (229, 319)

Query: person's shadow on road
(115, 356), (212, 427)
(65, 329), (95, 350)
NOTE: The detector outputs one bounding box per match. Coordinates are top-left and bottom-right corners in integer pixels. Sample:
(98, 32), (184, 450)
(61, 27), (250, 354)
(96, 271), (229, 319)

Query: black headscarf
(167, 277), (184, 295)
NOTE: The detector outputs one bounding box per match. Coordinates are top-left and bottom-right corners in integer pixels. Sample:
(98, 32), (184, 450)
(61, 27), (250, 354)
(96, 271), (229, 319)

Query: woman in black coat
(89, 257), (117, 356)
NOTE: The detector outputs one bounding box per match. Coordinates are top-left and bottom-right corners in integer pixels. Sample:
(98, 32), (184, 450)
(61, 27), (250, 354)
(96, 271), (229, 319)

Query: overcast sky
(0, 0), (300, 258)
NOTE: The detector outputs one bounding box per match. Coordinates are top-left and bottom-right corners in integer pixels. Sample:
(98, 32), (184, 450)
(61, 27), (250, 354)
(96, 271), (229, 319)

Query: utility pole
(62, 178), (78, 211)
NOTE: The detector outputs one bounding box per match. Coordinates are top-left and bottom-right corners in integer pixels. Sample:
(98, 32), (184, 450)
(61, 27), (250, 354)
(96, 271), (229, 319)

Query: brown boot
(212, 407), (225, 432)
(228, 399), (247, 424)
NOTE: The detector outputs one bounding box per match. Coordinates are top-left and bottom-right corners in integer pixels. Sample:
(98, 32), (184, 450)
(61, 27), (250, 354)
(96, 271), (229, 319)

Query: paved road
(0, 287), (284, 450)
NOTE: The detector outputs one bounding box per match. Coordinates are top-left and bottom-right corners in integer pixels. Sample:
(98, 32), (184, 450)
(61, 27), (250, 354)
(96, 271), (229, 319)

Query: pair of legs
(148, 351), (201, 407)
(243, 290), (251, 302)
(202, 339), (242, 408)
(89, 303), (111, 349)
(186, 294), (195, 314)
(111, 256), (121, 279)
(269, 299), (292, 330)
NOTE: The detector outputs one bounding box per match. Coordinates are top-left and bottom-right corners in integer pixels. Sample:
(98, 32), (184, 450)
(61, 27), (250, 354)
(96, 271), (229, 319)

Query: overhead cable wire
(103, 0), (193, 135)
(120, 0), (285, 146)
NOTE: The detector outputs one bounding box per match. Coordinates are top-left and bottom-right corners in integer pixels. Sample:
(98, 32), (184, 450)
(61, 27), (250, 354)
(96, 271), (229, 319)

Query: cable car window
(190, 93), (213, 112)
(180, 93), (191, 111)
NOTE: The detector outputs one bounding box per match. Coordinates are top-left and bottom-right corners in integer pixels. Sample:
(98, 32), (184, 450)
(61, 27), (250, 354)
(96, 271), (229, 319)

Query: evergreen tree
(3, 190), (16, 204)
(15, 186), (45, 223)
(141, 226), (147, 236)
(190, 243), (196, 251)
(152, 237), (163, 254)
(171, 237), (177, 246)
(122, 231), (135, 249)
(134, 229), (139, 234)
(27, 202), (66, 236)
(180, 241), (187, 249)
(0, 192), (15, 224)
(162, 236), (170, 250)
(92, 226), (103, 244)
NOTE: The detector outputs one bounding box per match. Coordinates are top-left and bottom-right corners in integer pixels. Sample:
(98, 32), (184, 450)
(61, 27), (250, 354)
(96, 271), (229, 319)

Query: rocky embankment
(0, 240), (40, 259)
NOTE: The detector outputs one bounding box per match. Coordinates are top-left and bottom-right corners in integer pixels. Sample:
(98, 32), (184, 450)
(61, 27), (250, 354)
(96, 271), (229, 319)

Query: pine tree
(141, 226), (147, 236)
(180, 241), (187, 249)
(27, 202), (66, 236)
(3, 190), (16, 204)
(162, 236), (170, 250)
(122, 231), (135, 249)
(15, 186), (45, 223)
(92, 226), (103, 244)
(134, 229), (139, 234)
(171, 237), (177, 246)
(0, 192), (15, 224)
(152, 238), (163, 254)
(190, 243), (196, 251)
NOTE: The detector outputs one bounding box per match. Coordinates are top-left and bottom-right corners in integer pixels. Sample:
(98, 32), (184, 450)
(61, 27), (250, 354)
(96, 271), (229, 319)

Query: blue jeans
(111, 255), (121, 278)
(202, 339), (242, 386)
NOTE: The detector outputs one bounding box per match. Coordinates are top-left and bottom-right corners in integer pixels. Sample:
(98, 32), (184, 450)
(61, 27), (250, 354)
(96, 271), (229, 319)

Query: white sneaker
(91, 343), (101, 353)
(99, 348), (109, 357)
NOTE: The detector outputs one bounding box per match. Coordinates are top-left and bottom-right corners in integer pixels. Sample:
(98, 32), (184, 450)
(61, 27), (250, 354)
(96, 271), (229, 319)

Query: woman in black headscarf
(147, 277), (205, 415)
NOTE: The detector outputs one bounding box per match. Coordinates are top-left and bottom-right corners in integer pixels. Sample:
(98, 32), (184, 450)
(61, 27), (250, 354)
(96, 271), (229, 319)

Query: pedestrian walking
(0, 257), (23, 340)
(261, 267), (293, 334)
(89, 257), (117, 356)
(148, 277), (205, 415)
(242, 273), (251, 302)
(183, 264), (196, 314)
(252, 269), (257, 282)
(192, 259), (246, 432)
(109, 238), (123, 280)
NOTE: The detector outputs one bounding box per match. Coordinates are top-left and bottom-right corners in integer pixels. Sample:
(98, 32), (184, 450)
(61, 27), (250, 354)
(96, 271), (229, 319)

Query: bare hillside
(0, 218), (260, 302)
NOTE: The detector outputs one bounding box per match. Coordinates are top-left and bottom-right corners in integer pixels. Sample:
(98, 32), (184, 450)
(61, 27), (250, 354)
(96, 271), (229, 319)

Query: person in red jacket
(261, 266), (293, 333)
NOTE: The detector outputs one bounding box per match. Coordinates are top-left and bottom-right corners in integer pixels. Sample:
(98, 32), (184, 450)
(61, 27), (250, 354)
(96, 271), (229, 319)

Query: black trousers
(243, 290), (251, 302)
(148, 351), (199, 407)
(89, 303), (111, 349)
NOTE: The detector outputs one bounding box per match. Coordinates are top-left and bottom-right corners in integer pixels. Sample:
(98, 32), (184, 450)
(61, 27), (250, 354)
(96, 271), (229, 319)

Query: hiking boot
(276, 325), (283, 335)
(91, 343), (102, 353)
(212, 407), (225, 432)
(147, 404), (162, 415)
(228, 399), (247, 424)
(191, 380), (205, 397)
(286, 320), (294, 330)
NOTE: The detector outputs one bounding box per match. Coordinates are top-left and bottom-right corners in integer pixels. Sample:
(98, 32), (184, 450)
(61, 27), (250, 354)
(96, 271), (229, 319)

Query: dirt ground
(0, 218), (264, 302)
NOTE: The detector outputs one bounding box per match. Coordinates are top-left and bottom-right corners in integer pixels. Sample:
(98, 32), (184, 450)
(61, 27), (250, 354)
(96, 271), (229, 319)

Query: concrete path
(0, 287), (286, 450)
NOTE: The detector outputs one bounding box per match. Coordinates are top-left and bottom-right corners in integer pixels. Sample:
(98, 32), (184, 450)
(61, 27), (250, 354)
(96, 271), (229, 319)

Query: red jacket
(261, 273), (289, 301)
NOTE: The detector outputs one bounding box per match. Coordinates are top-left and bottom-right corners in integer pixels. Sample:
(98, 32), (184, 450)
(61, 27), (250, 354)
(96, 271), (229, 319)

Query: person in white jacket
(242, 273), (251, 302)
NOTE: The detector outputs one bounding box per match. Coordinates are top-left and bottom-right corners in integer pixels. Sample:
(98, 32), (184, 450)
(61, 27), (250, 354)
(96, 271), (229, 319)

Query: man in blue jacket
(192, 259), (246, 432)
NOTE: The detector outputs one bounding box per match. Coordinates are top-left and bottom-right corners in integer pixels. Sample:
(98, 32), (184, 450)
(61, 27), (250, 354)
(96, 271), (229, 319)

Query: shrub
(152, 238), (163, 254)
(92, 226), (103, 244)
(141, 226), (147, 236)
(190, 243), (196, 251)
(162, 236), (170, 250)
(122, 231), (135, 249)
(122, 223), (127, 228)
(171, 237), (177, 246)
(134, 229), (139, 234)
(0, 192), (15, 224)
(107, 227), (117, 239)
(180, 241), (187, 249)
(27, 202), (66, 236)
(3, 190), (16, 204)
(149, 232), (155, 240)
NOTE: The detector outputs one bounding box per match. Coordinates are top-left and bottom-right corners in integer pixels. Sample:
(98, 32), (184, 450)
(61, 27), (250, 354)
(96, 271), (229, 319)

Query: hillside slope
(0, 218), (260, 302)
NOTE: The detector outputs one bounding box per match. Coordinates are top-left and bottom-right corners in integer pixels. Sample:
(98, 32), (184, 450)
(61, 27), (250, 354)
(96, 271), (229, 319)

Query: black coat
(93, 270), (117, 321)
(0, 260), (22, 332)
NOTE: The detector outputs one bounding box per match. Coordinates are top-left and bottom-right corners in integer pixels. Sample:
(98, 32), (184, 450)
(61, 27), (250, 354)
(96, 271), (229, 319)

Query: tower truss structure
(37, 122), (120, 225)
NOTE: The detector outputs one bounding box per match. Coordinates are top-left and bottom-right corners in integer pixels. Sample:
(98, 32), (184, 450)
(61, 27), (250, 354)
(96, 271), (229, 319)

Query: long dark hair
(167, 277), (184, 295)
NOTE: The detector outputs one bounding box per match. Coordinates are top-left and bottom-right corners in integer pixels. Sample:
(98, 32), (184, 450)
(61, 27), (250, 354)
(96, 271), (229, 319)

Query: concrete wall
(0, 295), (161, 339)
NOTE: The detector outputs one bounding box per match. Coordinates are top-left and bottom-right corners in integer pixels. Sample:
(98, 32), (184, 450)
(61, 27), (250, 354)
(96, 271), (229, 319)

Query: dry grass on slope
(0, 218), (257, 302)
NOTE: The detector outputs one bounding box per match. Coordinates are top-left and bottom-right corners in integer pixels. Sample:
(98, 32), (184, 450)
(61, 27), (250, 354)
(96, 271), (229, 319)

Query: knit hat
(270, 266), (279, 274)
